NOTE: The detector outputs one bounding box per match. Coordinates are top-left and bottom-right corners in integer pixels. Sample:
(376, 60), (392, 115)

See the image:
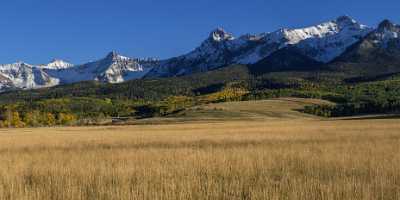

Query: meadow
(0, 99), (399, 200)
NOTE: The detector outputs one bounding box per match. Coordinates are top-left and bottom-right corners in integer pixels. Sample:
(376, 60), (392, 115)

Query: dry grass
(0, 118), (399, 200)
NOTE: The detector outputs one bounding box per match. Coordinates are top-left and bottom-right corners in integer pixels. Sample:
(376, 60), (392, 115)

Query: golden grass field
(0, 98), (399, 200)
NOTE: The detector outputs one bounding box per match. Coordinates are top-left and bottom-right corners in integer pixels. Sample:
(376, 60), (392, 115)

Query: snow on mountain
(210, 28), (235, 42)
(293, 16), (372, 62)
(0, 59), (73, 91)
(146, 16), (372, 78)
(336, 20), (400, 63)
(236, 16), (372, 63)
(0, 52), (157, 92)
(0, 74), (13, 91)
(369, 20), (400, 47)
(183, 28), (237, 65)
(145, 28), (252, 77)
(45, 51), (157, 84)
(39, 59), (74, 70)
(0, 62), (59, 90)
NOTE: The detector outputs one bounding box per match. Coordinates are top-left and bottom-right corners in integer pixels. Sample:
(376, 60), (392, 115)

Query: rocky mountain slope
(327, 19), (400, 76)
(0, 62), (60, 91)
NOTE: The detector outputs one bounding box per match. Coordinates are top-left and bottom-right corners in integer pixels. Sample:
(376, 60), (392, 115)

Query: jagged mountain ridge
(327, 19), (400, 76)
(0, 16), (399, 92)
(45, 51), (158, 84)
(0, 52), (158, 91)
(145, 16), (372, 78)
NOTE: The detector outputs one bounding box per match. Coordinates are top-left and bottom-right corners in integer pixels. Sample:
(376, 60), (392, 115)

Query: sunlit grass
(0, 118), (399, 199)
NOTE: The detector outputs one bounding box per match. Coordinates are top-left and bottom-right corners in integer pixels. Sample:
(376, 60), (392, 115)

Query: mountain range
(1, 16), (400, 92)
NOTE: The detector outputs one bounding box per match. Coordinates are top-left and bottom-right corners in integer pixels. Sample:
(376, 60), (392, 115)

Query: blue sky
(0, 0), (399, 64)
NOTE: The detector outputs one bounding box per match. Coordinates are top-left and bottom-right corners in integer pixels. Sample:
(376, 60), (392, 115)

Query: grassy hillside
(170, 98), (331, 121)
(126, 98), (331, 125)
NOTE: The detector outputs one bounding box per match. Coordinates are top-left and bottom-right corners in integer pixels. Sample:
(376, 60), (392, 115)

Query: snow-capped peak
(369, 20), (400, 45)
(106, 51), (131, 61)
(42, 51), (156, 85)
(41, 59), (74, 70)
(273, 16), (372, 62)
(377, 19), (399, 32)
(209, 28), (235, 42)
(14, 61), (31, 66)
(0, 61), (59, 90)
(272, 15), (368, 46)
(336, 15), (357, 26)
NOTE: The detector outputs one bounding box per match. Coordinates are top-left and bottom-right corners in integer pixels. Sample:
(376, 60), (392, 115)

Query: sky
(0, 0), (399, 64)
